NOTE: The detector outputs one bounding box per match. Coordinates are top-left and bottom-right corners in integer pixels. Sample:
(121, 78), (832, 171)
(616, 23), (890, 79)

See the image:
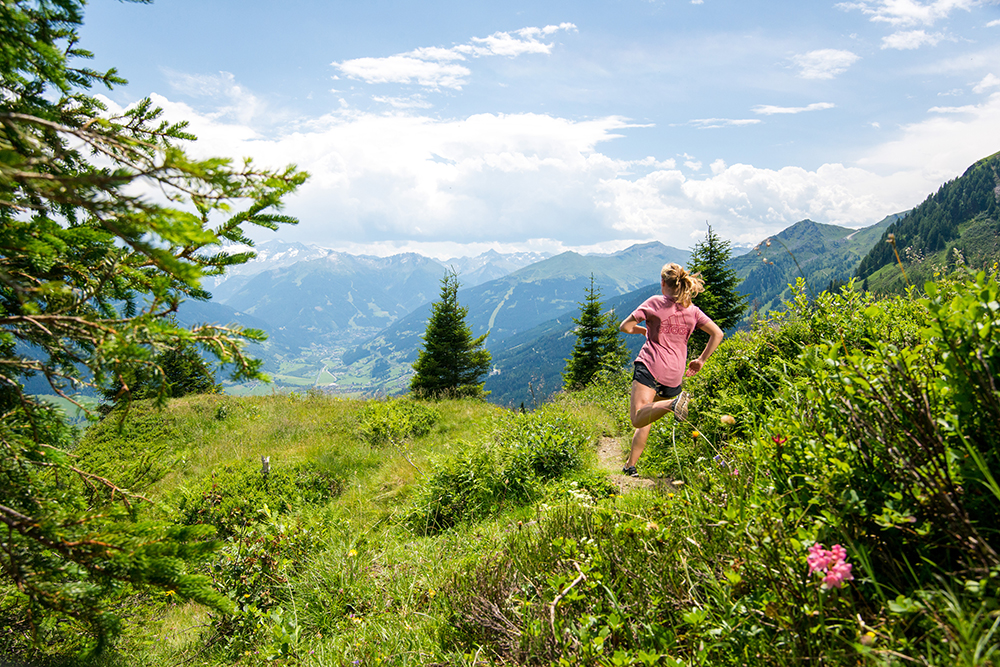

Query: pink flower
(807, 543), (854, 589)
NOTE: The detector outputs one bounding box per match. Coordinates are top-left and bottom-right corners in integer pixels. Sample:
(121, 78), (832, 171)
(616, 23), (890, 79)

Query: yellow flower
(348, 549), (358, 557)
(692, 430), (700, 438)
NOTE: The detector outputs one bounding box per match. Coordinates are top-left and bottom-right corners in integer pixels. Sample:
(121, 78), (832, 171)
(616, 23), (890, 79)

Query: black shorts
(632, 362), (682, 399)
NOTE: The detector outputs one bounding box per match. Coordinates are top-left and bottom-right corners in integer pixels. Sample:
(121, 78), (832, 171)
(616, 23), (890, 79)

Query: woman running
(618, 263), (724, 476)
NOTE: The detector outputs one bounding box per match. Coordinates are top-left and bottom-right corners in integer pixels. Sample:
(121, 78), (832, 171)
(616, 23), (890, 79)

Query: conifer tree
(563, 276), (629, 390)
(563, 275), (606, 390)
(687, 224), (748, 350)
(410, 271), (491, 397)
(0, 0), (305, 649)
(599, 307), (631, 375)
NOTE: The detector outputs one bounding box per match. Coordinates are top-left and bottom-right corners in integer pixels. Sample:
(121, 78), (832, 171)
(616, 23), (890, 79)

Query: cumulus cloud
(136, 79), (1000, 253)
(753, 102), (836, 115)
(973, 73), (1000, 93)
(837, 0), (978, 27)
(792, 49), (860, 79)
(332, 24), (577, 90)
(882, 29), (946, 49)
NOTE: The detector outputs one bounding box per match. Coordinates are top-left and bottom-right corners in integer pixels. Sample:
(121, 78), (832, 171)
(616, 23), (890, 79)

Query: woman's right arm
(619, 315), (647, 336)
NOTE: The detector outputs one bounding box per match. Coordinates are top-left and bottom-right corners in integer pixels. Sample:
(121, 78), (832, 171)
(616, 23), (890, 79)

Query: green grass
(8, 272), (1000, 666)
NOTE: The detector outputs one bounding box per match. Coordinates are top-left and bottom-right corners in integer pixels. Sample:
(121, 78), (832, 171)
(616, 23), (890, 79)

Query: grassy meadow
(3, 269), (1000, 666)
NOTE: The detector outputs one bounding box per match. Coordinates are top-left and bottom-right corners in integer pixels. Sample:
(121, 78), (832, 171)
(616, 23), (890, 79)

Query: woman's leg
(626, 381), (674, 468)
(627, 424), (652, 468)
(629, 380), (674, 429)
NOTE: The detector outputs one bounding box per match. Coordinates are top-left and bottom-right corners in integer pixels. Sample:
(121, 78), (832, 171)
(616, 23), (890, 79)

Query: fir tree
(0, 0), (305, 649)
(687, 224), (748, 350)
(410, 271), (491, 397)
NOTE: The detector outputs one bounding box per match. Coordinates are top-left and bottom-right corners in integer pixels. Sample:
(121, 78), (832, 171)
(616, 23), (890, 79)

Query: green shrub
(177, 460), (342, 537)
(355, 397), (440, 447)
(770, 270), (1000, 587)
(408, 408), (589, 534)
(209, 509), (320, 660)
(73, 400), (184, 499)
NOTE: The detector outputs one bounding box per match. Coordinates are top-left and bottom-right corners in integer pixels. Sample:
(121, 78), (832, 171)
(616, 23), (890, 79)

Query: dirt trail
(596, 436), (661, 492)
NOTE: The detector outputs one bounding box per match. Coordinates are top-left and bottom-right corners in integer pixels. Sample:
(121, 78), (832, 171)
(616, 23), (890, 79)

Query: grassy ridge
(4, 270), (1000, 666)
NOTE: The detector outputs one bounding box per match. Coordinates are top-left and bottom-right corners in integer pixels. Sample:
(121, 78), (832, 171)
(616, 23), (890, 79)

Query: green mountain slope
(223, 253), (447, 351)
(731, 215), (901, 315)
(484, 286), (653, 406)
(856, 150), (1000, 294)
(340, 242), (690, 395)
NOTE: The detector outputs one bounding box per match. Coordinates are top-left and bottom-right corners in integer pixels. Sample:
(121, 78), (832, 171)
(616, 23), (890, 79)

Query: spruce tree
(599, 307), (631, 375)
(563, 276), (629, 390)
(563, 275), (606, 390)
(0, 0), (305, 649)
(687, 224), (748, 350)
(410, 271), (491, 397)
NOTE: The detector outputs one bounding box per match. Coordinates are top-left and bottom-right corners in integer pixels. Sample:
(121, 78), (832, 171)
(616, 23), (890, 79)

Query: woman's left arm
(685, 320), (724, 376)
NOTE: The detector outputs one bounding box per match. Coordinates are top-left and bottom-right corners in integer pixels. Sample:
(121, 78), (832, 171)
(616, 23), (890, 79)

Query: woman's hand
(686, 359), (704, 376)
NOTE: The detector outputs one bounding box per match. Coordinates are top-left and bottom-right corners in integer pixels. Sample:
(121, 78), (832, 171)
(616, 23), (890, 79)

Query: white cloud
(687, 118), (762, 128)
(973, 73), (1000, 93)
(139, 82), (1000, 253)
(989, 19), (1000, 26)
(334, 56), (472, 90)
(752, 102), (836, 115)
(837, 0), (978, 27)
(859, 91), (1000, 185)
(881, 29), (945, 49)
(163, 70), (273, 126)
(332, 24), (576, 91)
(792, 49), (860, 79)
(372, 94), (434, 109)
(928, 103), (978, 112)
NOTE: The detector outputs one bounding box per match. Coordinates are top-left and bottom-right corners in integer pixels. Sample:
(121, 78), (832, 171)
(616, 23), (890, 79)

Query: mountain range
(173, 151), (1000, 405)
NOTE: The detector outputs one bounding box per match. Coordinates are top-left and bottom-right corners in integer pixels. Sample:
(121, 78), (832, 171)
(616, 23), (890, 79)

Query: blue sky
(81, 0), (1000, 257)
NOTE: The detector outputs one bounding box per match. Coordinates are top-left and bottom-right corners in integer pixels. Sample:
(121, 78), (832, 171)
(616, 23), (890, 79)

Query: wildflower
(720, 414), (735, 426)
(807, 543), (853, 589)
(766, 239), (772, 247)
(772, 435), (787, 445)
(348, 549), (358, 557)
(860, 631), (876, 646)
(692, 430), (700, 438)
(647, 521), (659, 531)
(731, 468), (739, 476)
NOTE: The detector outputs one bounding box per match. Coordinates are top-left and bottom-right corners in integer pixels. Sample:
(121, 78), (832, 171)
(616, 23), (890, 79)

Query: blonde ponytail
(660, 263), (704, 307)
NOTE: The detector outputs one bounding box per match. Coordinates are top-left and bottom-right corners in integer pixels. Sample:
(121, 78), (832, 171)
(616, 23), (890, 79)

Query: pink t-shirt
(631, 295), (711, 387)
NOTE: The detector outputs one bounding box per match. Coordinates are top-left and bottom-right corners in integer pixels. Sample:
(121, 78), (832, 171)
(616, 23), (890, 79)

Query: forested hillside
(856, 150), (1000, 293)
(729, 215), (900, 315)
